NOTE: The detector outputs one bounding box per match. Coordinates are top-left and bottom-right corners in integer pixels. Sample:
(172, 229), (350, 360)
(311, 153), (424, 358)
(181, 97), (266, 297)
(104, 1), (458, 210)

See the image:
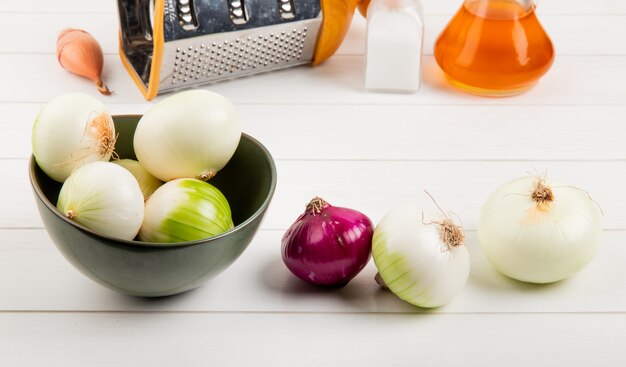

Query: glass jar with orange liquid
(434, 0), (554, 96)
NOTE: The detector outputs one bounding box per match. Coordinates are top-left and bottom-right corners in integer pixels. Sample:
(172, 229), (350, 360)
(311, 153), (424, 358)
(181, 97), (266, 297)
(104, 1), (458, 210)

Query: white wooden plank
(3, 0), (117, 13)
(7, 103), (626, 161)
(1, 228), (624, 313)
(1, 312), (624, 367)
(4, 13), (626, 56)
(5, 0), (626, 15)
(255, 160), (626, 231)
(0, 13), (120, 55)
(6, 159), (626, 230)
(0, 54), (624, 105)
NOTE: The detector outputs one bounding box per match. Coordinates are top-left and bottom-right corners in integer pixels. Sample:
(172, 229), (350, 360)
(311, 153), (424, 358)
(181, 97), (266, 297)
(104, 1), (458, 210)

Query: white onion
(32, 92), (115, 182)
(133, 90), (242, 182)
(139, 178), (234, 243)
(478, 176), (603, 283)
(57, 161), (145, 240)
(112, 159), (163, 199)
(373, 205), (470, 308)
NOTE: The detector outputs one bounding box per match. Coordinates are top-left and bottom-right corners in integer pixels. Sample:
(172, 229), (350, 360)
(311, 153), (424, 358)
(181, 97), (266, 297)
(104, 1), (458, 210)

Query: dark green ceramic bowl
(29, 115), (277, 297)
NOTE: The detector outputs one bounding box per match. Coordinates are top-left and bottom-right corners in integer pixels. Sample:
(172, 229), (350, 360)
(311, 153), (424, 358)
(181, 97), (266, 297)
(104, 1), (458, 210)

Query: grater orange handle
(357, 0), (371, 17)
(313, 0), (364, 65)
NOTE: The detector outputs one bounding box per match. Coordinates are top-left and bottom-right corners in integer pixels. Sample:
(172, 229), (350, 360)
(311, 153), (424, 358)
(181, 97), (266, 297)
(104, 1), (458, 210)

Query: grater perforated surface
(172, 28), (306, 84)
(158, 18), (322, 92)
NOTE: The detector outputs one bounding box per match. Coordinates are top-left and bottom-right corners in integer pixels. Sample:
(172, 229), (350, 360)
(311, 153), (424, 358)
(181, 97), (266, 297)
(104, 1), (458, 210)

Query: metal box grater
(117, 0), (354, 100)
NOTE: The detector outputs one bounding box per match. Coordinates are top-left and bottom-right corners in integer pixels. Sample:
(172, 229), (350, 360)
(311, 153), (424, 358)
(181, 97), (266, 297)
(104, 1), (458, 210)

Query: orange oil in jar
(434, 0), (554, 96)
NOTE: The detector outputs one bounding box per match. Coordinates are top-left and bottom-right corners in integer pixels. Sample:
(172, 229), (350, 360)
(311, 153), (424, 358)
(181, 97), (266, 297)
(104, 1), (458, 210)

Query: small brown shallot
(56, 28), (112, 95)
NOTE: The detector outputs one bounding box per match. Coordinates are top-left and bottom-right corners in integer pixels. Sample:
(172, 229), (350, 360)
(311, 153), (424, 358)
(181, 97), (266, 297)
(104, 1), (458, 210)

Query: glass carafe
(434, 0), (554, 97)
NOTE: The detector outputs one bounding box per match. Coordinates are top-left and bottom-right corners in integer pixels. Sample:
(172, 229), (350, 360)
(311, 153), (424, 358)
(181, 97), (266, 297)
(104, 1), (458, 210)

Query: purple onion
(281, 197), (374, 286)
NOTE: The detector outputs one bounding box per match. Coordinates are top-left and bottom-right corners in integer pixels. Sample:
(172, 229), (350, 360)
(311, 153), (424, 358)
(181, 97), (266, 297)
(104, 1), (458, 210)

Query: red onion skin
(281, 201), (374, 287)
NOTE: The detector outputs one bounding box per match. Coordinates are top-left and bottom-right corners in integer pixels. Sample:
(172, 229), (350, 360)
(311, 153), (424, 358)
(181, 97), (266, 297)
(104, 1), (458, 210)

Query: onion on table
(478, 175), (603, 283)
(281, 197), (374, 287)
(56, 28), (112, 95)
(372, 194), (470, 308)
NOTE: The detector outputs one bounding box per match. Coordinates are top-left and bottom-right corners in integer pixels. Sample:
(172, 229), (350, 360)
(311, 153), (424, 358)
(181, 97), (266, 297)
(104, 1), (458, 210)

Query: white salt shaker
(365, 0), (424, 92)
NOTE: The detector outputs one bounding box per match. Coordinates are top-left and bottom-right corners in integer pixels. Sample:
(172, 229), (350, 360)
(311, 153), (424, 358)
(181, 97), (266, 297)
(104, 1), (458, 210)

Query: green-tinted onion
(373, 204), (469, 308)
(139, 178), (234, 243)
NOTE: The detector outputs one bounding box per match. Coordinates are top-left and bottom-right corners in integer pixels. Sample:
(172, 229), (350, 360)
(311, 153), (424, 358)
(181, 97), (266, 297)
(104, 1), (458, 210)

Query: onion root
(375, 272), (389, 289)
(96, 79), (112, 96)
(91, 112), (116, 157)
(305, 196), (329, 215)
(423, 190), (465, 249)
(532, 178), (554, 206)
(438, 219), (465, 249)
(198, 170), (216, 181)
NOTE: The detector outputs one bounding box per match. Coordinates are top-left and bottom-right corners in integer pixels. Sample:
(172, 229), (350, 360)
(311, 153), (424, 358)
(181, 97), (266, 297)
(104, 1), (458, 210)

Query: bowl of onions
(29, 107), (276, 297)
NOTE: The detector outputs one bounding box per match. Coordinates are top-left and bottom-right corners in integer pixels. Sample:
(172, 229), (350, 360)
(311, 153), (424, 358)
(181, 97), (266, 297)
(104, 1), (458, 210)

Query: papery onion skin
(139, 178), (234, 243)
(112, 159), (163, 200)
(373, 205), (470, 308)
(133, 90), (242, 182)
(57, 161), (144, 240)
(32, 93), (115, 182)
(477, 176), (603, 284)
(281, 197), (374, 287)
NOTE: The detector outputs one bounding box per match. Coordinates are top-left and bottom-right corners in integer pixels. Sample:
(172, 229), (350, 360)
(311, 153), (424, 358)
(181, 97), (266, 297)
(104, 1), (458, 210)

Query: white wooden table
(2, 1), (625, 365)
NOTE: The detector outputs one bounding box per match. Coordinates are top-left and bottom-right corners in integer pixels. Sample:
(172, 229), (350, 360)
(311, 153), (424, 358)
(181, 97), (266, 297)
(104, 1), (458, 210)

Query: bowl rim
(29, 115), (277, 249)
